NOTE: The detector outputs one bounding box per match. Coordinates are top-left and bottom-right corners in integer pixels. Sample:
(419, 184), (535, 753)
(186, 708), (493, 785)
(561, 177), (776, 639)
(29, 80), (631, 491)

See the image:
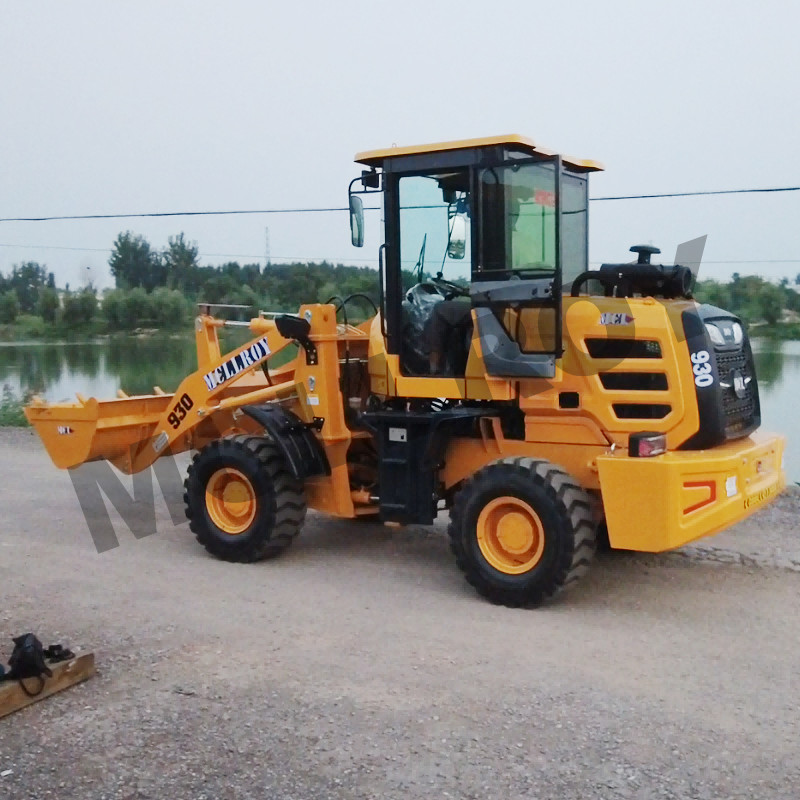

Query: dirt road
(1, 427), (799, 799)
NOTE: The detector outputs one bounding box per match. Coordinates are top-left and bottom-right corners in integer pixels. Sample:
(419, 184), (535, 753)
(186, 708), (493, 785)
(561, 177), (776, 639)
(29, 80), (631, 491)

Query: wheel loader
(26, 135), (786, 606)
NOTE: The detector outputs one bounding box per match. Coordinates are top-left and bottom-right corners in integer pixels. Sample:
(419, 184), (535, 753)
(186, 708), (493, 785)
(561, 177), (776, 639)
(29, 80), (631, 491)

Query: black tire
(448, 457), (596, 607)
(184, 435), (306, 562)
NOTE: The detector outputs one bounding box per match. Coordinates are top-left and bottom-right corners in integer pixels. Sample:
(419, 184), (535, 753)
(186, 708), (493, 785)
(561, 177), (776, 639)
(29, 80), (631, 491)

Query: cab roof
(355, 134), (604, 173)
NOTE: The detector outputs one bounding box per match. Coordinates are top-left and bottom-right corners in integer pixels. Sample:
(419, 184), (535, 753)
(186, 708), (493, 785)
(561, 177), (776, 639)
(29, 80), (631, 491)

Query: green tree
(8, 261), (51, 313)
(101, 289), (125, 329)
(109, 232), (165, 291)
(36, 287), (60, 323)
(200, 273), (240, 304)
(0, 290), (20, 323)
(61, 288), (97, 326)
(693, 279), (731, 310)
(163, 233), (200, 292)
(149, 287), (190, 327)
(756, 283), (784, 326)
(783, 282), (800, 312)
(118, 287), (151, 328)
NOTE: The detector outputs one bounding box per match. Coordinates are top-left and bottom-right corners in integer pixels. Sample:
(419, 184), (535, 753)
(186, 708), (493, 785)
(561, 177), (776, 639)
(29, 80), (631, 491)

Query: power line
(1, 185), (799, 224)
(592, 186), (800, 201)
(0, 206), (381, 223)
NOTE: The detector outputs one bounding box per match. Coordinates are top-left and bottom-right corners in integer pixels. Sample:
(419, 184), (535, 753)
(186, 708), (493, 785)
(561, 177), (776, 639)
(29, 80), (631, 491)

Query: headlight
(731, 321), (744, 344)
(705, 322), (725, 346)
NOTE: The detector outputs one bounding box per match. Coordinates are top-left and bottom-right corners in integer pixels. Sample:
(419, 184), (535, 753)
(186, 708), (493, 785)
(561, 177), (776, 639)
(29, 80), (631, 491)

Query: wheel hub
(477, 496), (545, 574)
(205, 467), (257, 534)
(495, 512), (535, 553)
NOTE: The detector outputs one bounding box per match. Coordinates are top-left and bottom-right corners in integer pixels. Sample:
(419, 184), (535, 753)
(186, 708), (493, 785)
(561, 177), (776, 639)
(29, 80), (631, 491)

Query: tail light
(628, 431), (667, 457)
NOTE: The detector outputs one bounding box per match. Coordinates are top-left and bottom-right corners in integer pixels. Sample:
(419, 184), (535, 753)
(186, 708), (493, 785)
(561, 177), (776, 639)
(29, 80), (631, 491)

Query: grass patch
(0, 386), (29, 427)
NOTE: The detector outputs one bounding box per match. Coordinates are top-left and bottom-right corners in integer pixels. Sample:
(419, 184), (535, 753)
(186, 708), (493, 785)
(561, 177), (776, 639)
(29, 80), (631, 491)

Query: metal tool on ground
(0, 634), (94, 719)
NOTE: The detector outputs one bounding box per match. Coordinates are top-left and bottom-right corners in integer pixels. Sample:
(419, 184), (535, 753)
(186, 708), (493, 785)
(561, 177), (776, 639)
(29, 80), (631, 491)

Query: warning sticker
(600, 312), (634, 326)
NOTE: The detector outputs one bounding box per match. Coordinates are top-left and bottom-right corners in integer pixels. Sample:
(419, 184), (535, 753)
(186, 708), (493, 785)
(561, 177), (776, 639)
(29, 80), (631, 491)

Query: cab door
(387, 168), (473, 378)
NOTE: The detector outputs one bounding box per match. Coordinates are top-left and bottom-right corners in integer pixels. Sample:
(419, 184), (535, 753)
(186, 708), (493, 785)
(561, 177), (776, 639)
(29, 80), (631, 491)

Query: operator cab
(349, 135), (603, 380)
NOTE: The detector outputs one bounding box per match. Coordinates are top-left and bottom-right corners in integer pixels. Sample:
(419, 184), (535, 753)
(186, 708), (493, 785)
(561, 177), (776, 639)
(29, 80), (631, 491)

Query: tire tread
(447, 457), (596, 607)
(183, 435), (306, 562)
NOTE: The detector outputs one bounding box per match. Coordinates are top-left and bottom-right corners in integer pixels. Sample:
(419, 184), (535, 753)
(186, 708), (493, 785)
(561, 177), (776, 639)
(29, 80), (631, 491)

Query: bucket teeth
(153, 386), (165, 395)
(117, 389), (129, 398)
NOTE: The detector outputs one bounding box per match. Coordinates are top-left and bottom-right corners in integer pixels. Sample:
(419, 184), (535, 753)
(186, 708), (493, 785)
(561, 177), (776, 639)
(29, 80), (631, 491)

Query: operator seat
(401, 283), (472, 376)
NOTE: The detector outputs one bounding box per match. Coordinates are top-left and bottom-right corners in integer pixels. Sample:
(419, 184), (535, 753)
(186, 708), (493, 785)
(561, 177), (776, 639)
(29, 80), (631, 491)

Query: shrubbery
(0, 385), (28, 426)
(694, 274), (800, 329)
(14, 314), (47, 338)
(0, 290), (20, 324)
(61, 288), (97, 327)
(36, 287), (60, 323)
(102, 287), (192, 330)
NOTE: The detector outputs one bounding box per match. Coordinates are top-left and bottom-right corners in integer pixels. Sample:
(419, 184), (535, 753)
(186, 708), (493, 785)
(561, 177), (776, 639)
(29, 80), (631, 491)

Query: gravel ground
(1, 426), (799, 799)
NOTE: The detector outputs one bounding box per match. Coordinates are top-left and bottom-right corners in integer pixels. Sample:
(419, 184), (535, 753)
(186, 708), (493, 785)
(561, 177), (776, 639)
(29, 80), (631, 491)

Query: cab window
(399, 172), (471, 287)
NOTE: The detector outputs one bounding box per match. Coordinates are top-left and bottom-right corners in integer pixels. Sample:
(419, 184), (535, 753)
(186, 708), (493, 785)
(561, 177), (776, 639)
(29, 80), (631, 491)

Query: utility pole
(265, 226), (271, 267)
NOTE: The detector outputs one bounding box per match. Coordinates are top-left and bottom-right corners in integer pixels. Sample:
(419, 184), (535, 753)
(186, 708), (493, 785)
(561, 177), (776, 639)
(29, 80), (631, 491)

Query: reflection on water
(752, 347), (784, 388)
(2, 334), (797, 481)
(751, 339), (800, 483)
(0, 337), (198, 403)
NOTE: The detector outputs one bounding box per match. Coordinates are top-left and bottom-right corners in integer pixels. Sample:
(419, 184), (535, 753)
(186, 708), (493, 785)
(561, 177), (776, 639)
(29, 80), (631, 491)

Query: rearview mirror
(447, 207), (467, 260)
(349, 194), (364, 248)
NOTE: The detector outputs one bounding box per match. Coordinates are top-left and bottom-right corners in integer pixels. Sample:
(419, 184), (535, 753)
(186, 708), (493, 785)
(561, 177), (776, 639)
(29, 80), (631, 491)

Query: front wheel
(448, 458), (596, 607)
(184, 435), (306, 562)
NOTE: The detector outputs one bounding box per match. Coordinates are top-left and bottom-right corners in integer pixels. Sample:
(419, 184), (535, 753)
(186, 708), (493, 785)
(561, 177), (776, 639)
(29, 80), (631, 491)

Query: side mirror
(349, 194), (364, 248)
(447, 207), (467, 260)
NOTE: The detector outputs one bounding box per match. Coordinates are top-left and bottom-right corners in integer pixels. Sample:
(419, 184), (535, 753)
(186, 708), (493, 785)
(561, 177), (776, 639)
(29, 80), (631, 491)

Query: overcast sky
(1, 0), (798, 290)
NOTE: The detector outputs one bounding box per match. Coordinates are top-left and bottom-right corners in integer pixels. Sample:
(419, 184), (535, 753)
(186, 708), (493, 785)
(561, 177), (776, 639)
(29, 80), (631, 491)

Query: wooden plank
(0, 652), (95, 720)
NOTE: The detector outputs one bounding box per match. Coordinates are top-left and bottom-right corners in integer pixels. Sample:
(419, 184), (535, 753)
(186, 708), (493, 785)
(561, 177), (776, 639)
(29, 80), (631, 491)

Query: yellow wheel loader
(26, 135), (786, 606)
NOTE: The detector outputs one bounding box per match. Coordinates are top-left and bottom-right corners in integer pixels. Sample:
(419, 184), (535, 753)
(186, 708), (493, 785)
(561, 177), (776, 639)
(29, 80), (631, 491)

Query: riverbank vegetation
(693, 274), (800, 337)
(0, 233), (384, 341)
(1, 232), (799, 340)
(0, 386), (28, 426)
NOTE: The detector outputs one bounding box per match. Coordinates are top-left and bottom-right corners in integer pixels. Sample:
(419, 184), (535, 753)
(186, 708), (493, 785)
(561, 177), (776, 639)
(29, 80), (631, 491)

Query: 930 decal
(691, 350), (714, 388)
(167, 393), (194, 429)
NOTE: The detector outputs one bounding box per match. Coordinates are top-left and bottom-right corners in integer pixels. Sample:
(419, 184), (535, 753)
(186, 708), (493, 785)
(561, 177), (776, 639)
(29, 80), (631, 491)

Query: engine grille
(714, 346), (758, 437)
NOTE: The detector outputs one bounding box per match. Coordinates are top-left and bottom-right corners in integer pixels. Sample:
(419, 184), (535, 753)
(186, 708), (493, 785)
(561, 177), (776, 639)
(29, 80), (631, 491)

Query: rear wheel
(448, 457), (596, 607)
(184, 435), (306, 562)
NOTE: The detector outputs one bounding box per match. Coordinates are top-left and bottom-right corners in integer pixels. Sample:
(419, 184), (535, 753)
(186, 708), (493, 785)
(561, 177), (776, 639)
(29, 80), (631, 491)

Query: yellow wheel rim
(205, 468), (257, 535)
(476, 496), (545, 574)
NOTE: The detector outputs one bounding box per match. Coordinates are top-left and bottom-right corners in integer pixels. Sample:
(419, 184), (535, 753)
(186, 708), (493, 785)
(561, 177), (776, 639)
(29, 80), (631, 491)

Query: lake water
(2, 335), (798, 482)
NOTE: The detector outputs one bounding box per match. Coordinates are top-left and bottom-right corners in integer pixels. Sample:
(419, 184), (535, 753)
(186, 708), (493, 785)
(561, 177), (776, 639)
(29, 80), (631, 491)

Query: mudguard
(242, 404), (330, 480)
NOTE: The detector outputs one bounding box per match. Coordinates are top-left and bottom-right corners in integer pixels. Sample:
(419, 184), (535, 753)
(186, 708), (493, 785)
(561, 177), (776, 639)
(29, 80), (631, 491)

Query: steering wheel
(430, 273), (469, 300)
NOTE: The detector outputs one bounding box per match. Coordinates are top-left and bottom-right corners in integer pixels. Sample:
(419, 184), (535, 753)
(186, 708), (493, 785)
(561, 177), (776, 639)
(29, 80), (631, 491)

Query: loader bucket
(25, 394), (173, 472)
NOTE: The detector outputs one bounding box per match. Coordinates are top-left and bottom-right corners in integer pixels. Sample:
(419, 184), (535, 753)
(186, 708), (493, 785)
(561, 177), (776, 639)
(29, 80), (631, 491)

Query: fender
(242, 404), (330, 479)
